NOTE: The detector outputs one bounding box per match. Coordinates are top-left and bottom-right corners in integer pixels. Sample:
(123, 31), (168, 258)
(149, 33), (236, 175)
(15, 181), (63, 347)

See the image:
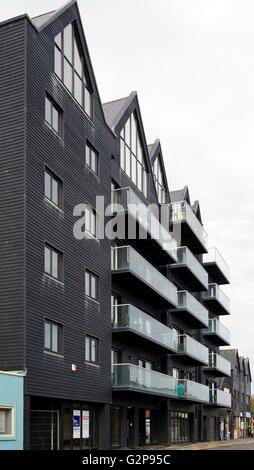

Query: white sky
(1, 0), (254, 384)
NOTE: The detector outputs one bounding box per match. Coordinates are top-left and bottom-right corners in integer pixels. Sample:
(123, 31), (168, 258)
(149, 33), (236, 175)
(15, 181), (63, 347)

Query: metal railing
(202, 283), (230, 314)
(112, 304), (178, 351)
(111, 246), (178, 307)
(203, 248), (230, 282)
(168, 201), (208, 250)
(112, 187), (177, 260)
(112, 364), (209, 403)
(177, 334), (209, 365)
(176, 291), (209, 327)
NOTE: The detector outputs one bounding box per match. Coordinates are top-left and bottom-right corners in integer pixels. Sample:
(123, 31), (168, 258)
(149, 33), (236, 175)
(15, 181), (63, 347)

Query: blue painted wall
(0, 372), (24, 450)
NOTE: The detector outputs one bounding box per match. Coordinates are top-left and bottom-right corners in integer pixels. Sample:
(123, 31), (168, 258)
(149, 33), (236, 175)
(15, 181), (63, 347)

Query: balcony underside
(112, 271), (176, 308)
(202, 298), (230, 315)
(120, 215), (176, 264)
(171, 352), (208, 367)
(169, 265), (207, 291)
(112, 386), (208, 404)
(203, 332), (230, 347)
(170, 308), (207, 329)
(205, 401), (231, 408)
(203, 262), (230, 285)
(174, 221), (208, 255)
(112, 328), (177, 353)
(203, 368), (230, 378)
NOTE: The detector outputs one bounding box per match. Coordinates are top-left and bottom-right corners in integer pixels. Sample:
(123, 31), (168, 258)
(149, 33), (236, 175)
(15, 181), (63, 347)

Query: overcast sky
(1, 0), (254, 383)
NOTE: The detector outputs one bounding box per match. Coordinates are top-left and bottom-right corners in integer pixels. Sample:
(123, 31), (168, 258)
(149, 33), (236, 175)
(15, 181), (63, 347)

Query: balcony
(174, 334), (209, 366)
(112, 304), (177, 353)
(169, 246), (208, 291)
(202, 283), (230, 315)
(203, 248), (230, 285)
(111, 246), (178, 308)
(170, 291), (208, 329)
(112, 187), (177, 263)
(203, 318), (230, 346)
(112, 364), (209, 403)
(204, 353), (231, 377)
(168, 201), (208, 254)
(209, 389), (232, 408)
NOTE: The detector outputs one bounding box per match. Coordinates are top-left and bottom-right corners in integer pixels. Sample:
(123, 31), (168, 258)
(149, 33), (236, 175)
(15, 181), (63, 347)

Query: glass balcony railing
(202, 283), (230, 315)
(210, 389), (231, 407)
(206, 353), (231, 376)
(177, 335), (209, 365)
(112, 304), (178, 352)
(174, 291), (209, 327)
(170, 246), (208, 290)
(112, 364), (209, 403)
(203, 248), (230, 284)
(112, 187), (177, 261)
(203, 319), (231, 345)
(111, 246), (178, 307)
(169, 201), (208, 251)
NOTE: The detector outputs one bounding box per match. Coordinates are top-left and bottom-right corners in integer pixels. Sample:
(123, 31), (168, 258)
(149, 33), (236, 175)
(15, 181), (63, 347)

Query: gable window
(0, 407), (14, 437)
(54, 23), (93, 119)
(85, 270), (99, 301)
(44, 168), (63, 209)
(44, 244), (63, 282)
(45, 95), (63, 136)
(120, 112), (148, 197)
(153, 157), (166, 204)
(85, 142), (99, 176)
(85, 335), (99, 364)
(44, 319), (63, 354)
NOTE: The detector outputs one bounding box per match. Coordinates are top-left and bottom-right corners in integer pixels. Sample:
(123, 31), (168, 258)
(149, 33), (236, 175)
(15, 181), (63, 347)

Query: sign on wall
(82, 411), (90, 439)
(73, 410), (81, 439)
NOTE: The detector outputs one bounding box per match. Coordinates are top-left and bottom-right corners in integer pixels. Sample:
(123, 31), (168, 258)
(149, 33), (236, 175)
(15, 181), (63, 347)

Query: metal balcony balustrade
(112, 304), (178, 352)
(111, 246), (178, 308)
(111, 187), (177, 263)
(112, 364), (209, 403)
(168, 201), (208, 254)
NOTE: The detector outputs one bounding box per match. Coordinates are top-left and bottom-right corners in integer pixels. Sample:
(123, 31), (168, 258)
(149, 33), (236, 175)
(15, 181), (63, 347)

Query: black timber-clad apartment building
(0, 0), (235, 449)
(221, 350), (252, 439)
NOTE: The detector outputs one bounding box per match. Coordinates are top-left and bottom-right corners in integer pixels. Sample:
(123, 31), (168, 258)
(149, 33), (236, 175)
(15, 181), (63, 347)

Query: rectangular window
(44, 319), (63, 354)
(85, 335), (99, 364)
(85, 142), (99, 176)
(0, 407), (14, 437)
(85, 270), (99, 301)
(44, 244), (63, 282)
(83, 205), (97, 238)
(45, 95), (63, 136)
(44, 168), (63, 209)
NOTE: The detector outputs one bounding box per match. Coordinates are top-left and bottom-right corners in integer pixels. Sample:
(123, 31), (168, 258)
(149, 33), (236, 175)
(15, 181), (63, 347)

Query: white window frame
(0, 406), (15, 439)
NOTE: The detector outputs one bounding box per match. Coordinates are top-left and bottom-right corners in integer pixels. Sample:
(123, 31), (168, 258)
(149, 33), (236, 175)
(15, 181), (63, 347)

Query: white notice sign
(82, 410), (89, 439)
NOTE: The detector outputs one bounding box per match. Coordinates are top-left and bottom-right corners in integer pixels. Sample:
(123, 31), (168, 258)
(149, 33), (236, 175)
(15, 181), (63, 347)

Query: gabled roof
(31, 0), (77, 31)
(32, 10), (56, 28)
(240, 356), (252, 380)
(148, 139), (170, 202)
(170, 186), (190, 204)
(103, 94), (133, 130)
(221, 349), (239, 369)
(28, 0), (115, 137)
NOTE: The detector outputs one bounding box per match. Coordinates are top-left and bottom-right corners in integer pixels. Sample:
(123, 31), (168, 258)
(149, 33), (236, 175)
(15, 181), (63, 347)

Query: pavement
(145, 438), (254, 450)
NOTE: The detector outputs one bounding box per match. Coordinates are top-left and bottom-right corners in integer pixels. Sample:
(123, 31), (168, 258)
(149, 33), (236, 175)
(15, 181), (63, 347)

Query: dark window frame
(85, 141), (99, 176)
(44, 167), (64, 210)
(44, 318), (64, 355)
(85, 270), (99, 301)
(45, 94), (63, 137)
(85, 335), (99, 364)
(44, 243), (64, 282)
(54, 23), (93, 119)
